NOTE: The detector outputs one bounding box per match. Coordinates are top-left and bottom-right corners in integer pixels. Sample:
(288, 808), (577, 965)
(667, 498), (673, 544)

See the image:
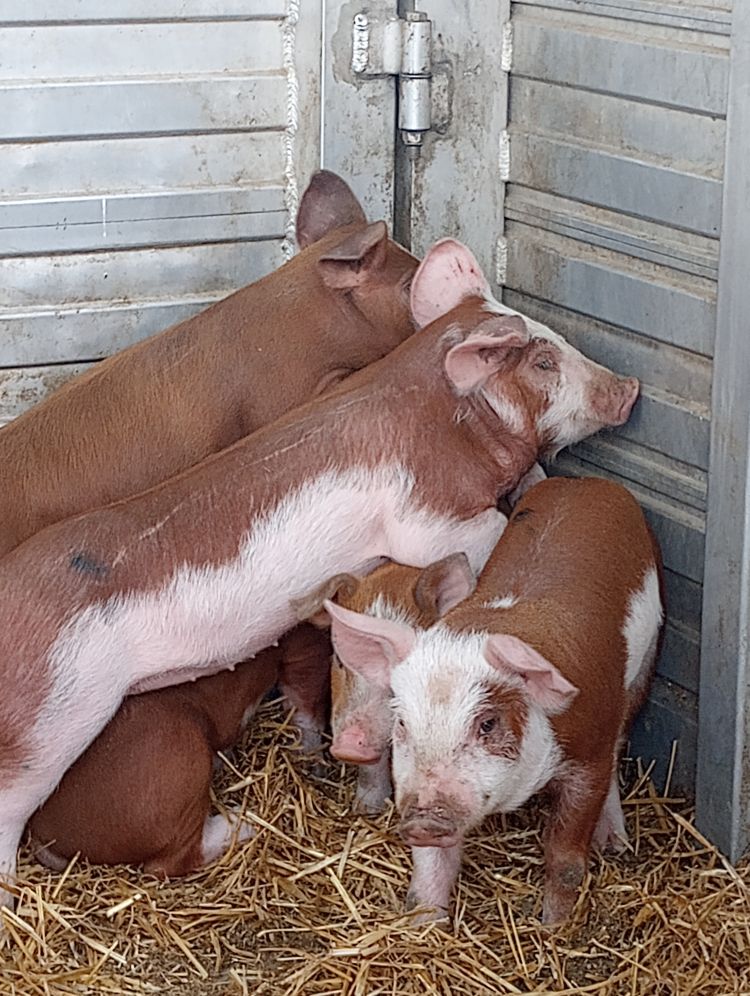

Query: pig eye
(534, 356), (556, 372)
(479, 716), (497, 736)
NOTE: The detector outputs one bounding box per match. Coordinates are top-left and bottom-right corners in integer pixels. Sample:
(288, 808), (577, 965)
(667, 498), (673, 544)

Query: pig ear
(296, 170), (367, 248)
(290, 574), (359, 629)
(483, 634), (578, 714)
(324, 599), (416, 690)
(414, 552), (476, 620)
(410, 239), (491, 329)
(444, 316), (530, 392)
(318, 221), (389, 289)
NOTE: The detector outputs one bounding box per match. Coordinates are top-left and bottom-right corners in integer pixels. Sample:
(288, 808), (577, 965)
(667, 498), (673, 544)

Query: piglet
(28, 624), (332, 875)
(295, 553), (476, 813)
(325, 477), (663, 926)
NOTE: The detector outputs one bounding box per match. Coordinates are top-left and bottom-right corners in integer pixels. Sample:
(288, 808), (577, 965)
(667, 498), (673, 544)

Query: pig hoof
(540, 899), (573, 929)
(592, 817), (629, 854)
(201, 811), (255, 865)
(352, 791), (390, 816)
(298, 728), (324, 754)
(405, 891), (449, 924)
(33, 843), (70, 872)
(406, 904), (449, 926)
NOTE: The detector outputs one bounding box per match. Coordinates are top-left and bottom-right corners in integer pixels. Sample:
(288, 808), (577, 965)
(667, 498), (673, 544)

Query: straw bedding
(1, 700), (748, 996)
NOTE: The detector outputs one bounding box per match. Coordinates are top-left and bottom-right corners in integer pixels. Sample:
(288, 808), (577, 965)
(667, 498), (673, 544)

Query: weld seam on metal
(495, 236), (508, 287)
(499, 130), (510, 182)
(500, 21), (513, 73)
(281, 0), (300, 260)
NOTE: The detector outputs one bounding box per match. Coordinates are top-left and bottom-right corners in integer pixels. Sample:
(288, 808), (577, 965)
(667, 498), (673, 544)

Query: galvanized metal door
(0, 0), (397, 426)
(402, 1), (749, 856)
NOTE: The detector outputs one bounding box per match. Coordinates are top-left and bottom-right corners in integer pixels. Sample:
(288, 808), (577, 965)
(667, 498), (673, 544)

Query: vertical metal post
(695, 3), (750, 861)
(393, 0), (416, 247)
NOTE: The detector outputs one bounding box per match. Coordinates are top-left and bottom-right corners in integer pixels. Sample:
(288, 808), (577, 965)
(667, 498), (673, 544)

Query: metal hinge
(352, 10), (432, 153)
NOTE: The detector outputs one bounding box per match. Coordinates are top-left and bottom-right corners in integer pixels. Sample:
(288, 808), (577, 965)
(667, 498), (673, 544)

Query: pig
(0, 170), (419, 559)
(0, 170), (418, 750)
(294, 553), (477, 813)
(26, 624), (331, 875)
(28, 651), (280, 876)
(0, 242), (638, 911)
(324, 476), (663, 926)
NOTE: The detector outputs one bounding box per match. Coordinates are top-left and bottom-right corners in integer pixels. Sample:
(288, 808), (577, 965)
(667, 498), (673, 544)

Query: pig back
(0, 224), (416, 557)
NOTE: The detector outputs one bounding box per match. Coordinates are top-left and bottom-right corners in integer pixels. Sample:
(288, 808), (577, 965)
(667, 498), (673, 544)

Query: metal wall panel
(0, 1), (322, 424)
(695, 3), (750, 861)
(504, 0), (733, 792)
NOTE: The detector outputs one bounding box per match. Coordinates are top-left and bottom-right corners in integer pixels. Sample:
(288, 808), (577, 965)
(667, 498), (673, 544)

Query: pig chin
(398, 814), (465, 850)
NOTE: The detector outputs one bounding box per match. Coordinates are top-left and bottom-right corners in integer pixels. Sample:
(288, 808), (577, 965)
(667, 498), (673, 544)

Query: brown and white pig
(0, 170), (418, 751)
(28, 648), (281, 876)
(0, 246), (638, 912)
(324, 477), (663, 926)
(294, 553), (477, 813)
(27, 623), (333, 876)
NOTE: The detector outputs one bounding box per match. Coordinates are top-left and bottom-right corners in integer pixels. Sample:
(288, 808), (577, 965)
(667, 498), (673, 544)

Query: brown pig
(0, 170), (419, 558)
(28, 625), (332, 876)
(295, 553), (477, 813)
(324, 477), (663, 926)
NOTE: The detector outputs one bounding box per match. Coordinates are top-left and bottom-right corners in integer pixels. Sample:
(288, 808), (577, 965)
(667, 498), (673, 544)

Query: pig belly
(129, 660), (246, 695)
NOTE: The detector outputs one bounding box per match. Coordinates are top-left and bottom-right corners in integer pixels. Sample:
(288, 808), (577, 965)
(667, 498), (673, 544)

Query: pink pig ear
(444, 316), (529, 392)
(410, 239), (491, 329)
(483, 634), (578, 714)
(324, 600), (417, 690)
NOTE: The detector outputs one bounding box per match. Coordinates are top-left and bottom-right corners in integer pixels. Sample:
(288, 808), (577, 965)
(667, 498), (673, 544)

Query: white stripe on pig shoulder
(365, 594), (419, 626)
(483, 595), (518, 610)
(390, 626), (561, 814)
(622, 566), (663, 690)
(36, 465), (506, 764)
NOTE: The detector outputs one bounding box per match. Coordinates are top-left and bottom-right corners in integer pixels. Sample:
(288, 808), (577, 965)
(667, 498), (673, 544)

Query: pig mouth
(330, 744), (383, 765)
(399, 815), (462, 849)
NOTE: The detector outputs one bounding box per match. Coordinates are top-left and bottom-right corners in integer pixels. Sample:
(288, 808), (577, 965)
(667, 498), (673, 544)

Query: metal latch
(352, 10), (432, 153)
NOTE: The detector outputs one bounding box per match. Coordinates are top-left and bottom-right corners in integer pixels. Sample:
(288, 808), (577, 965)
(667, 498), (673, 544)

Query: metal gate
(2, 1), (749, 860)
(0, 0), (325, 425)
(392, 0), (748, 857)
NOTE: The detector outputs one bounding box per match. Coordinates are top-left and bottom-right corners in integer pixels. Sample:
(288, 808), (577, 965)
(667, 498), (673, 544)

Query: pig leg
(592, 771), (628, 853)
(143, 808), (254, 878)
(0, 813), (26, 912)
(353, 752), (392, 815)
(279, 625), (332, 753)
(542, 766), (611, 926)
(406, 842), (463, 922)
(1, 763), (84, 911)
(200, 811), (255, 864)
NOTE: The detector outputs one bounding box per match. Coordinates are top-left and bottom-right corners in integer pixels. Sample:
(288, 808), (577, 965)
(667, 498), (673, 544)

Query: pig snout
(399, 804), (462, 849)
(594, 374), (639, 426)
(330, 725), (382, 765)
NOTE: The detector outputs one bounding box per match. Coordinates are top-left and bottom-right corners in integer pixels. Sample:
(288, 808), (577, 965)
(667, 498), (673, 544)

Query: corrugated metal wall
(503, 0), (732, 789)
(0, 0), (302, 426)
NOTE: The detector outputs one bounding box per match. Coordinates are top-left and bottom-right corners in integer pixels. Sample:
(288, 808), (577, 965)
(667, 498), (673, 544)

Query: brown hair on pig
(294, 553), (476, 813)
